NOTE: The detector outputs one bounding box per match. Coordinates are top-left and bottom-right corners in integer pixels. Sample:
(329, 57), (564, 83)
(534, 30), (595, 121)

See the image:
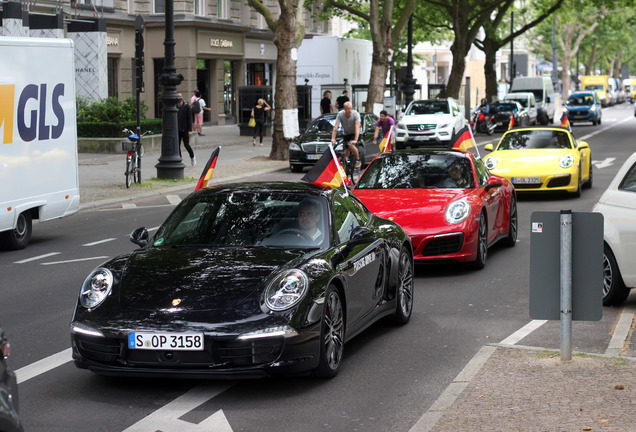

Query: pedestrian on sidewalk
(177, 93), (196, 166)
(190, 90), (211, 136)
(251, 98), (271, 146)
(320, 90), (334, 114)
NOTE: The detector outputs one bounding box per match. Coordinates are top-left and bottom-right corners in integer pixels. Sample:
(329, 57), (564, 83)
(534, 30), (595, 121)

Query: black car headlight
(264, 269), (309, 311)
(79, 268), (113, 309)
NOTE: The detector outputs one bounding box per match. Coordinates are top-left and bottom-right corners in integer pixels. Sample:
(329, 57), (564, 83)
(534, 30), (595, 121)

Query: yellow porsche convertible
(483, 126), (592, 197)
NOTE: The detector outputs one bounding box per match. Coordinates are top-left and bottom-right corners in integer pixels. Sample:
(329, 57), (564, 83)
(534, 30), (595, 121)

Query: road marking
(498, 319), (547, 345)
(166, 194), (182, 205)
(83, 238), (117, 246)
(14, 252), (60, 264)
(122, 203), (137, 209)
(592, 157), (616, 169)
(605, 306), (636, 357)
(123, 383), (235, 432)
(41, 256), (109, 266)
(100, 204), (174, 211)
(578, 116), (632, 141)
(15, 348), (72, 384)
(409, 345), (497, 432)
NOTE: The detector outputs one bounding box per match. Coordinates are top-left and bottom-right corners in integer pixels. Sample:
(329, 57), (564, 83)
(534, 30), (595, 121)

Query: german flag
(379, 125), (394, 153)
(508, 116), (514, 130)
(195, 146), (220, 191)
(450, 125), (476, 153)
(301, 145), (346, 190)
(560, 113), (572, 131)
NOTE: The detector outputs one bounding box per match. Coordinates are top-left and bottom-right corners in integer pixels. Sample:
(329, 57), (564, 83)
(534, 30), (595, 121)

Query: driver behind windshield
(298, 198), (323, 242)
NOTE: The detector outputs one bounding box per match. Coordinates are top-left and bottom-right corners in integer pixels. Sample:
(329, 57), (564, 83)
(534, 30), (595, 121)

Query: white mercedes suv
(395, 98), (466, 149)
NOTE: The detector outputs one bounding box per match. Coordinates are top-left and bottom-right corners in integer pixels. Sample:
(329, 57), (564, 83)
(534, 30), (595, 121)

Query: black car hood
(116, 247), (310, 312)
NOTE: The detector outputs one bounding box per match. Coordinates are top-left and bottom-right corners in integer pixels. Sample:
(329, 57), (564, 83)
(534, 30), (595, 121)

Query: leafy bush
(76, 96), (161, 137)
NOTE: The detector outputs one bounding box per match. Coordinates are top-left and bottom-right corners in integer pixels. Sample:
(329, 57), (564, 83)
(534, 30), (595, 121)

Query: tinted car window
(356, 153), (474, 189)
(473, 157), (490, 187)
(505, 96), (528, 108)
(333, 193), (362, 244)
(619, 162), (636, 192)
(153, 191), (329, 248)
(406, 101), (450, 115)
(494, 103), (519, 111)
(567, 95), (595, 106)
(497, 130), (572, 150)
(305, 116), (342, 135)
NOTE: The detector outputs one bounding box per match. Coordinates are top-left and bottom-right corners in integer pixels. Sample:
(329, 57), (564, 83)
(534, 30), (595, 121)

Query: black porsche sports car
(288, 112), (380, 173)
(71, 183), (413, 378)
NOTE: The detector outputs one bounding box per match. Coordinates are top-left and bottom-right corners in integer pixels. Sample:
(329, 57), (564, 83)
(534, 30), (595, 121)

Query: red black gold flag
(301, 145), (346, 189)
(450, 125), (477, 153)
(195, 146), (220, 191)
(508, 116), (514, 130)
(560, 113), (572, 131)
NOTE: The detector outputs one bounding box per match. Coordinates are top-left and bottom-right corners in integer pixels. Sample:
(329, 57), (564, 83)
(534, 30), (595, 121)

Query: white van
(0, 37), (80, 249)
(509, 76), (555, 125)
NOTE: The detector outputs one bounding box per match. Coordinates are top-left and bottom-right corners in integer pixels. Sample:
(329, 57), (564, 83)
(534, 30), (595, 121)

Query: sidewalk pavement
(78, 123), (636, 432)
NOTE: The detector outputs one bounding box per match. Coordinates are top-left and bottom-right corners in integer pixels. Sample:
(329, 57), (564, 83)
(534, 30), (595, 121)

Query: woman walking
(251, 98), (271, 146)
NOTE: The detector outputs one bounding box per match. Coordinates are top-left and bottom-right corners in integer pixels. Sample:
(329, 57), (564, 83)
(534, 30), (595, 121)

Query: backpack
(192, 98), (201, 114)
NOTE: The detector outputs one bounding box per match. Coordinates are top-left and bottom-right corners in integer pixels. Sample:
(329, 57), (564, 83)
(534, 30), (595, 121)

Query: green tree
(320, 0), (417, 112)
(474, 0), (564, 102)
(246, 0), (306, 160)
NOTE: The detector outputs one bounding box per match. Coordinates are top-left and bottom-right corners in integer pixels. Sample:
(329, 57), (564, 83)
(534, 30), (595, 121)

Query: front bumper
(71, 322), (322, 378)
(491, 171), (578, 193)
(395, 127), (452, 147)
(405, 222), (478, 263)
(564, 110), (598, 123)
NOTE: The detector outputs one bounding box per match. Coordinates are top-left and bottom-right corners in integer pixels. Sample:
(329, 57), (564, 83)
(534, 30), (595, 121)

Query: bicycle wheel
(134, 154), (141, 184)
(125, 160), (132, 188)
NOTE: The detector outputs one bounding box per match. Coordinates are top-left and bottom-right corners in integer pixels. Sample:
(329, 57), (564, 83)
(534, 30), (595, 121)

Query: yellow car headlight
(559, 154), (574, 169)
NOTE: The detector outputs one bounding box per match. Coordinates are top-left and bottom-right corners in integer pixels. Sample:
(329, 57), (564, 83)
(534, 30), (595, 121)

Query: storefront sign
(198, 30), (243, 56)
(210, 38), (233, 48)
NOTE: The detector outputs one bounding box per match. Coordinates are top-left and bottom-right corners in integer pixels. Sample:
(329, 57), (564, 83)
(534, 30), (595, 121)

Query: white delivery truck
(0, 37), (80, 249)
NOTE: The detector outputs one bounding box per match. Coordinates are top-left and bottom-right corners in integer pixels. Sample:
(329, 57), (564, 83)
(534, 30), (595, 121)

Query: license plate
(512, 177), (541, 184)
(128, 332), (204, 351)
(413, 136), (430, 141)
(307, 154), (322, 160)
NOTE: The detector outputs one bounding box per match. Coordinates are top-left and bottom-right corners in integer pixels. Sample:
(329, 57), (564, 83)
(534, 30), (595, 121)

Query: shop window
(108, 57), (119, 99)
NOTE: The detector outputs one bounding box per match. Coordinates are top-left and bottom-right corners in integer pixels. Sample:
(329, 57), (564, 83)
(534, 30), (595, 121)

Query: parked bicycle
(122, 128), (152, 188)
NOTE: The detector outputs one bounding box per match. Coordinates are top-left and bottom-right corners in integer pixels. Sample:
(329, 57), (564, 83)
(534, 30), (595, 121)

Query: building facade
(1, 0), (333, 124)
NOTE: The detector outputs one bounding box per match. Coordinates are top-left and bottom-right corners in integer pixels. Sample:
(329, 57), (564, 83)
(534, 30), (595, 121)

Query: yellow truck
(581, 75), (611, 107)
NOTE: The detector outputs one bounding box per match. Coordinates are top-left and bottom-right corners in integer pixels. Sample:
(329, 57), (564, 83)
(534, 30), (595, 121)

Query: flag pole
(328, 143), (348, 196)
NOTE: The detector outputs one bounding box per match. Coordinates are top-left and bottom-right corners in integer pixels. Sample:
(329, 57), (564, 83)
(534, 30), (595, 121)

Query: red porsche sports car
(353, 149), (517, 268)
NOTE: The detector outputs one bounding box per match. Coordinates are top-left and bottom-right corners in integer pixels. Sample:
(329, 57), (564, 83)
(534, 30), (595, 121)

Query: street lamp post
(401, 14), (416, 107)
(155, 0), (185, 179)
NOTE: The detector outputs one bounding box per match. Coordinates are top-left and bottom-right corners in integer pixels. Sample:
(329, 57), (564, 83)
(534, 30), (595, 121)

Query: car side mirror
(485, 182), (503, 193)
(349, 225), (376, 245)
(578, 141), (589, 150)
(130, 227), (149, 248)
(484, 143), (494, 152)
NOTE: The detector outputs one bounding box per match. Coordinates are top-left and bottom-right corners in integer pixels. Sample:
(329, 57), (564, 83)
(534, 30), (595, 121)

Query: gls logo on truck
(0, 83), (66, 144)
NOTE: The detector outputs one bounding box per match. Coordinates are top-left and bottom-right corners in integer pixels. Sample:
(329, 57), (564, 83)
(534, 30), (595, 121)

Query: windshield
(406, 101), (450, 115)
(153, 191), (329, 249)
(494, 103), (518, 112)
(585, 84), (604, 91)
(497, 130), (573, 150)
(504, 96), (528, 107)
(567, 95), (594, 106)
(356, 153), (474, 189)
(304, 117), (342, 135)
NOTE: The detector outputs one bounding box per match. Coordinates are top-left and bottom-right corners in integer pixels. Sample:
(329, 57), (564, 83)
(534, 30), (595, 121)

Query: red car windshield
(356, 153), (474, 189)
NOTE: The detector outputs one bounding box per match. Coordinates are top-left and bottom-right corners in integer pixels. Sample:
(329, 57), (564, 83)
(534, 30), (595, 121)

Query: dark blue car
(564, 91), (602, 126)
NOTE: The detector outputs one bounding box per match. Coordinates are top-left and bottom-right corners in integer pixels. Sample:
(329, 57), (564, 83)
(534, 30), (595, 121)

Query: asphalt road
(1, 102), (635, 432)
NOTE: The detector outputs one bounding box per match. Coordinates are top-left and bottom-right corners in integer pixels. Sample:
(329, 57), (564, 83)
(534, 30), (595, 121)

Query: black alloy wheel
(393, 247), (414, 324)
(314, 285), (345, 378)
(502, 195), (518, 247)
(472, 212), (488, 270)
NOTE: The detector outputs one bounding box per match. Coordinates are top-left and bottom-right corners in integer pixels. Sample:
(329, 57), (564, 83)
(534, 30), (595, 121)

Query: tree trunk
(447, 38), (467, 99)
(483, 38), (499, 102)
(561, 56), (572, 101)
(269, 5), (299, 160)
(365, 48), (390, 112)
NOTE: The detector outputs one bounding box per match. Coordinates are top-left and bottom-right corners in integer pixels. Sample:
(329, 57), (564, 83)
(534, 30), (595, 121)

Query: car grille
(421, 233), (464, 256)
(75, 335), (284, 368)
(75, 335), (123, 362)
(301, 142), (330, 153)
(406, 124), (437, 132)
(547, 175), (571, 188)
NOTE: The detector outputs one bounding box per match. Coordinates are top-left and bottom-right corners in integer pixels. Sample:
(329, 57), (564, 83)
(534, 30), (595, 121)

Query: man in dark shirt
(177, 93), (196, 166)
(336, 90), (350, 111)
(320, 91), (334, 114)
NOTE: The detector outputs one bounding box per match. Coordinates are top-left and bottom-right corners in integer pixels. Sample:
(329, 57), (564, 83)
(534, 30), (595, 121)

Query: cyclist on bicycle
(331, 101), (361, 168)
